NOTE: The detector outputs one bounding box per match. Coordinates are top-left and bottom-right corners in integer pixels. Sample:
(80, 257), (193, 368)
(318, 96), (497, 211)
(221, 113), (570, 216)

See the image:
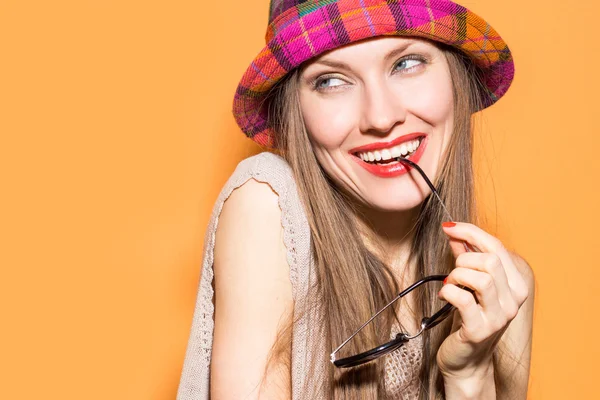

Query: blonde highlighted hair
(261, 39), (505, 399)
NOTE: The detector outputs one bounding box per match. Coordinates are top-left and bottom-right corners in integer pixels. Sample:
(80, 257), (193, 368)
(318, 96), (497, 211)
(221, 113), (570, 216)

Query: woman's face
(299, 36), (454, 212)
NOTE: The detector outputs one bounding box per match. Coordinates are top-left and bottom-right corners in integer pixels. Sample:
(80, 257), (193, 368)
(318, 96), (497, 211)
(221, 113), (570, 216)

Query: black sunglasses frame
(331, 275), (474, 368)
(330, 156), (476, 369)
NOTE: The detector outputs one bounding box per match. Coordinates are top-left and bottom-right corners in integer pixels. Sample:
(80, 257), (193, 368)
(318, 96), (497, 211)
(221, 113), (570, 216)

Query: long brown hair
(262, 39), (494, 399)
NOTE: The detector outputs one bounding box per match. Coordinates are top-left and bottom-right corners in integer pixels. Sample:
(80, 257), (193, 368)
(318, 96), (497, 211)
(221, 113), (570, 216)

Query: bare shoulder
(214, 176), (288, 281)
(219, 176), (281, 224)
(211, 177), (293, 399)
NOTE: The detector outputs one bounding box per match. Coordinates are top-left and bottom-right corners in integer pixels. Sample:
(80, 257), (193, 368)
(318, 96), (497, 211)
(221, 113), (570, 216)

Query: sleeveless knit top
(176, 151), (423, 399)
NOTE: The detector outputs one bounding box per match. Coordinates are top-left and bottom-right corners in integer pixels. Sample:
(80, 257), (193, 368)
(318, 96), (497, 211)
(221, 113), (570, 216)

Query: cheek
(300, 95), (356, 149)
(400, 70), (454, 124)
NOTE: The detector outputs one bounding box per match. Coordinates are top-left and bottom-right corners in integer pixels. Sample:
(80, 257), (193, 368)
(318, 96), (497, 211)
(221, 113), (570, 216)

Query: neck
(353, 202), (421, 282)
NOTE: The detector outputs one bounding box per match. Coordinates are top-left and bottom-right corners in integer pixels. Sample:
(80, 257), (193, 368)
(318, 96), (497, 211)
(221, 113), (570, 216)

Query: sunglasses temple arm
(422, 302), (454, 330)
(423, 284), (476, 330)
(398, 157), (477, 253)
(330, 292), (403, 362)
(331, 160), (477, 362)
(397, 157), (453, 222)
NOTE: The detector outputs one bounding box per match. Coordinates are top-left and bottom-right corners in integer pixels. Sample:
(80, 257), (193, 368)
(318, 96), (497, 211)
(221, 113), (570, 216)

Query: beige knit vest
(176, 151), (422, 399)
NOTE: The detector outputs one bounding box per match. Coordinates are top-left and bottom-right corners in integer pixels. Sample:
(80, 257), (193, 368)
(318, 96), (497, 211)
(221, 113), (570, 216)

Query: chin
(362, 195), (426, 213)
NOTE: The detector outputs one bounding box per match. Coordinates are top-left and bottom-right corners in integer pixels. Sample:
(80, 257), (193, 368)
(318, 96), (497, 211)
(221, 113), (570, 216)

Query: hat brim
(233, 0), (515, 147)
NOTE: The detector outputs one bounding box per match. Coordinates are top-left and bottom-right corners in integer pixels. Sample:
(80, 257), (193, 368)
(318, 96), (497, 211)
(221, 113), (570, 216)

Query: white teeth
(356, 138), (422, 163)
(400, 143), (408, 156)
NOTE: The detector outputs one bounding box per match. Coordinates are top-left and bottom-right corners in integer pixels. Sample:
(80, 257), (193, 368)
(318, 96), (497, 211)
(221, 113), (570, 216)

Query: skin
(298, 36), (535, 398)
(299, 36), (454, 275)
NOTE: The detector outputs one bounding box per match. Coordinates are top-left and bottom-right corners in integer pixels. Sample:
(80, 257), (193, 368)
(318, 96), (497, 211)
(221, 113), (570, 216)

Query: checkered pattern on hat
(234, 0), (515, 147)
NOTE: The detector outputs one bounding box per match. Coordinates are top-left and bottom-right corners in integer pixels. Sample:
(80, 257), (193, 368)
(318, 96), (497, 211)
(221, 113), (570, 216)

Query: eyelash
(311, 54), (428, 92)
(394, 54), (428, 74)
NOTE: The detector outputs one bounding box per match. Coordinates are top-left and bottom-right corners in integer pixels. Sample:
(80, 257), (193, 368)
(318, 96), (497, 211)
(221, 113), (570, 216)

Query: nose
(358, 78), (406, 135)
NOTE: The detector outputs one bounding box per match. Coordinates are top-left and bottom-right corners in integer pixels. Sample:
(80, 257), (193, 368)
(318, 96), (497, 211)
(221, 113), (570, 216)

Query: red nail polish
(442, 221), (456, 228)
(443, 277), (448, 285)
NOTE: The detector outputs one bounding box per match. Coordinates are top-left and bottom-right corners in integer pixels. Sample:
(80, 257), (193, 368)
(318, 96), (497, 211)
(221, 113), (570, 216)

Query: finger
(447, 237), (478, 259)
(446, 267), (502, 314)
(455, 252), (517, 313)
(438, 284), (483, 334)
(442, 222), (504, 255)
(441, 222), (522, 289)
(442, 223), (480, 259)
(447, 236), (465, 258)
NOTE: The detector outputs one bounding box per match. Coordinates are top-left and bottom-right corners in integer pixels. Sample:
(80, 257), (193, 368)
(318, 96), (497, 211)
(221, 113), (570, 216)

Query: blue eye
(394, 55), (426, 73)
(315, 76), (346, 90)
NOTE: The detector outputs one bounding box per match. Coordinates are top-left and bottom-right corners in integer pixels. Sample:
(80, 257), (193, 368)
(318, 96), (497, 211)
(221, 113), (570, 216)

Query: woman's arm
(494, 252), (535, 399)
(442, 252), (535, 399)
(438, 223), (535, 399)
(210, 178), (293, 399)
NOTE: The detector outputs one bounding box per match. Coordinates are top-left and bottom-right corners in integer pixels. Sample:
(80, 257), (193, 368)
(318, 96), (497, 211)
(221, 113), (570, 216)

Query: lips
(350, 134), (429, 178)
(348, 132), (427, 154)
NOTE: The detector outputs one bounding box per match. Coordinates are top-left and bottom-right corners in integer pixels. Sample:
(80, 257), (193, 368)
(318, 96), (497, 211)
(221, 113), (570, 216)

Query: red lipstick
(349, 133), (428, 178)
(348, 132), (427, 153)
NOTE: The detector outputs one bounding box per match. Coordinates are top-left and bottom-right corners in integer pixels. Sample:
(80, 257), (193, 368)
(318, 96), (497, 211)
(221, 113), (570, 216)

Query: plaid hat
(233, 0), (515, 148)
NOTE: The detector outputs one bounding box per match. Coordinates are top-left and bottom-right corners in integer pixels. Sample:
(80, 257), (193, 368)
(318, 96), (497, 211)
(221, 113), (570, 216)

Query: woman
(178, 0), (535, 398)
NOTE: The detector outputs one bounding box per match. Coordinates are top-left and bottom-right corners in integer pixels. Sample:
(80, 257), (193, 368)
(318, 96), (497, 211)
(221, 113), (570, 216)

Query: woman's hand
(436, 222), (530, 397)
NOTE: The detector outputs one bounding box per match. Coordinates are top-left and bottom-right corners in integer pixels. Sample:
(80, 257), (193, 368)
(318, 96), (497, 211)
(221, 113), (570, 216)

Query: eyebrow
(311, 40), (418, 70)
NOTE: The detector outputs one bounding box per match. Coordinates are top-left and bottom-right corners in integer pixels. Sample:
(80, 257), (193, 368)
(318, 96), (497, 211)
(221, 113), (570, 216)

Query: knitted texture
(385, 324), (424, 397)
(176, 151), (423, 398)
(233, 0), (515, 147)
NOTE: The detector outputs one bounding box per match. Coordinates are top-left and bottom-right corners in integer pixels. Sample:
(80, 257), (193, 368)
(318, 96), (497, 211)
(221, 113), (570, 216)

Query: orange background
(1, 0), (597, 398)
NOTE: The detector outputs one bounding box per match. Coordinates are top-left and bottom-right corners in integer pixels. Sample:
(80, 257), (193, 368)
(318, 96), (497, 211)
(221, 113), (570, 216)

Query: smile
(355, 137), (423, 164)
(349, 134), (428, 178)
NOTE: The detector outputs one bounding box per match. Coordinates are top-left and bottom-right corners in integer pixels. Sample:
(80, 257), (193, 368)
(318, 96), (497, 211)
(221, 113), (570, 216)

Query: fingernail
(442, 221), (456, 228)
(443, 277), (448, 285)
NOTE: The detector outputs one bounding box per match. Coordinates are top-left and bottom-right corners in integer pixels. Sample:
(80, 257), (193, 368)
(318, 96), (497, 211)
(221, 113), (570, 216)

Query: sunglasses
(330, 156), (475, 368)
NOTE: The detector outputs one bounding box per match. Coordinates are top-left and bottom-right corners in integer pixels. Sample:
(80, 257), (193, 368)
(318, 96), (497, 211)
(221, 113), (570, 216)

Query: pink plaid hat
(233, 0), (515, 148)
